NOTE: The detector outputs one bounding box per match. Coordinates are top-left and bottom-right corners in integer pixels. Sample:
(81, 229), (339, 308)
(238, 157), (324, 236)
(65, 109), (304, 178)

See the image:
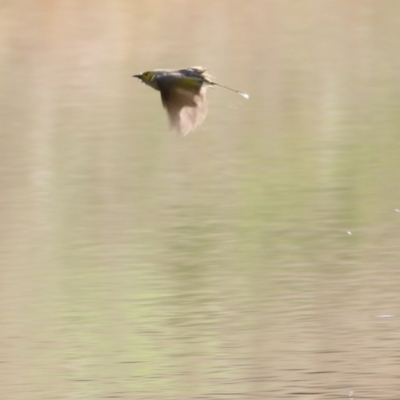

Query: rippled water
(1, 1), (400, 399)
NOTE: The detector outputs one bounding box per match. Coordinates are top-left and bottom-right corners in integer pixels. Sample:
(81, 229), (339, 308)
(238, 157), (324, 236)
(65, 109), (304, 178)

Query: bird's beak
(133, 74), (142, 79)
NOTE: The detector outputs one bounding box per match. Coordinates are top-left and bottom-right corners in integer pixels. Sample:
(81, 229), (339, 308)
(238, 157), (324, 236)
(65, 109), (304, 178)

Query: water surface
(1, 1), (400, 399)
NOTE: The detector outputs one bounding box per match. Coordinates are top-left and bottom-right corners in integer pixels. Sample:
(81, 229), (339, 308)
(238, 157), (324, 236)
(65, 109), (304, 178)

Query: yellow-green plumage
(133, 67), (248, 136)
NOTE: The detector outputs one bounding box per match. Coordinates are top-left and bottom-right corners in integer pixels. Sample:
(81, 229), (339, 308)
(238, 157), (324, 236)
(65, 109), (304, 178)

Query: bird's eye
(142, 72), (153, 82)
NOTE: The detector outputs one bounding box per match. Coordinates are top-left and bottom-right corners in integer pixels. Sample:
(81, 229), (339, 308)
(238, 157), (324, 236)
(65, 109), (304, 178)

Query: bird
(133, 67), (249, 136)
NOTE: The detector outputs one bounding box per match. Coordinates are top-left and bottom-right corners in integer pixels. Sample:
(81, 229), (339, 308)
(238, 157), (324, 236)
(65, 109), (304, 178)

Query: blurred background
(1, 1), (400, 399)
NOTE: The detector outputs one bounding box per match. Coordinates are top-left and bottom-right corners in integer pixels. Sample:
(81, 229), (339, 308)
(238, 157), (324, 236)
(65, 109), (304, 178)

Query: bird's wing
(157, 75), (208, 135)
(179, 67), (214, 83)
(175, 89), (208, 135)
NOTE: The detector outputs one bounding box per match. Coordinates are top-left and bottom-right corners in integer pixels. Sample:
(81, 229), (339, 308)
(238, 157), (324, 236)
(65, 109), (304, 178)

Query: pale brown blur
(1, 1), (400, 399)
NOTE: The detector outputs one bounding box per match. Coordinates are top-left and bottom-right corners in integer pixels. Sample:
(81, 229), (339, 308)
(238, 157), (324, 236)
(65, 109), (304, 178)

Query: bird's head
(133, 71), (156, 84)
(133, 70), (160, 90)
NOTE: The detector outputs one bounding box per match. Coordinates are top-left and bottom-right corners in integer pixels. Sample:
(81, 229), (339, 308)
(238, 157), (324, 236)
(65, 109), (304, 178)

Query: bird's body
(133, 67), (248, 136)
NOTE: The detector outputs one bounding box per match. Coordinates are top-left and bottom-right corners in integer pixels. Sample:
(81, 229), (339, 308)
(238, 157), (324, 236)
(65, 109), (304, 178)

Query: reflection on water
(1, 1), (400, 399)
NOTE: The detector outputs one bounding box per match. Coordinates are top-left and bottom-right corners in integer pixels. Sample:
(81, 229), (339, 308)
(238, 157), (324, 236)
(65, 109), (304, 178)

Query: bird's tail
(208, 81), (249, 99)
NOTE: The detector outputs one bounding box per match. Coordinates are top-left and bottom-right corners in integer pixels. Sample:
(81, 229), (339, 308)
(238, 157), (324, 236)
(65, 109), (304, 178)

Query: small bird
(133, 67), (249, 135)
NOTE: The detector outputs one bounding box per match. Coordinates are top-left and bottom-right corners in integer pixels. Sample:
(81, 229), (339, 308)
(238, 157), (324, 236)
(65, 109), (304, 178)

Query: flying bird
(133, 67), (249, 135)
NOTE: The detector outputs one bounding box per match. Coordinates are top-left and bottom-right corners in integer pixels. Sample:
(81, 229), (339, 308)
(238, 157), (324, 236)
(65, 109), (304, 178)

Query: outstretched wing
(157, 74), (208, 136)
